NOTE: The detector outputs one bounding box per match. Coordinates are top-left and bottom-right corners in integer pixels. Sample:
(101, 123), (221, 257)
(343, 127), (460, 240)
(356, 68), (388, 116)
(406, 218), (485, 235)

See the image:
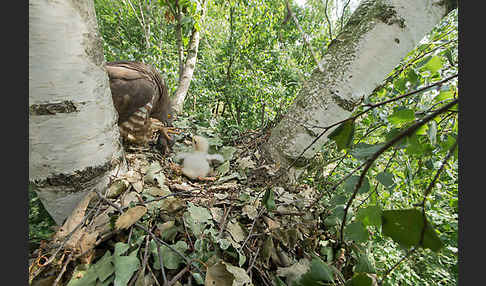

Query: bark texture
(264, 0), (453, 184)
(29, 0), (125, 224)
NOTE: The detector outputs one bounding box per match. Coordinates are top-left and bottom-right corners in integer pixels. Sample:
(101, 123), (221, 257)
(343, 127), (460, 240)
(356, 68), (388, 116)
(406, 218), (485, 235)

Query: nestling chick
(175, 136), (224, 180)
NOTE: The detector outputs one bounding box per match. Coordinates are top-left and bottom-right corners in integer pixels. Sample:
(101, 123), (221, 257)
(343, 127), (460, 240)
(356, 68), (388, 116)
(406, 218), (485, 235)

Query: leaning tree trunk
(29, 0), (125, 225)
(263, 0), (456, 185)
(172, 1), (207, 114)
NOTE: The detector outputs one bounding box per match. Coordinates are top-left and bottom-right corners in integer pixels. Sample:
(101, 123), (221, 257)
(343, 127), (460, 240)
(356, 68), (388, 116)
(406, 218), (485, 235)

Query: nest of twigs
(28, 128), (355, 286)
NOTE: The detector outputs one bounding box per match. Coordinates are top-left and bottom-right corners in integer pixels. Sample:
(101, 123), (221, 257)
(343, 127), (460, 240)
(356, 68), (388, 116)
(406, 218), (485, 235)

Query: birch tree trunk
(29, 0), (125, 225)
(263, 0), (455, 185)
(172, 1), (207, 114)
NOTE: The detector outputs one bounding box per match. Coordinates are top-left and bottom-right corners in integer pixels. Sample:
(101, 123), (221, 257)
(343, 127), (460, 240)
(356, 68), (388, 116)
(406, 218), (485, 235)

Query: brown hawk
(105, 61), (174, 152)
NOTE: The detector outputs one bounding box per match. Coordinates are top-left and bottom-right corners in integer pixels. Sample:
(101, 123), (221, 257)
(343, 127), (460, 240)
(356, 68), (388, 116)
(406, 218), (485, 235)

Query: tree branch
(338, 99), (458, 244)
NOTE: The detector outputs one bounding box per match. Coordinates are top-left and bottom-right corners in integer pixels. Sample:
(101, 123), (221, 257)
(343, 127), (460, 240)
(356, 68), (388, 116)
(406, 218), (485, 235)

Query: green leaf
(381, 209), (444, 252)
(330, 194), (347, 205)
(388, 108), (415, 126)
(329, 120), (355, 151)
(434, 89), (455, 104)
(183, 203), (212, 236)
(344, 221), (369, 243)
(346, 273), (373, 286)
(308, 256), (334, 282)
(421, 55), (443, 75)
(275, 276), (287, 286)
(67, 265), (98, 286)
(219, 146), (237, 161)
(406, 69), (419, 86)
(349, 143), (385, 160)
(150, 240), (188, 270)
(96, 275), (115, 286)
(394, 77), (407, 92)
(93, 250), (114, 282)
(384, 128), (406, 148)
(405, 134), (426, 155)
(215, 160), (230, 176)
(356, 206), (382, 227)
(444, 49), (454, 65)
(263, 189), (276, 211)
(376, 172), (394, 189)
(324, 205), (347, 227)
(344, 176), (370, 194)
(114, 242), (130, 257)
(113, 247), (140, 286)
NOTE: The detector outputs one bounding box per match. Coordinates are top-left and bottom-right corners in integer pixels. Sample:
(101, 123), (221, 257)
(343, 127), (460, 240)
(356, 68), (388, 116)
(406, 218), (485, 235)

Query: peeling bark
(29, 0), (125, 224)
(263, 0), (453, 185)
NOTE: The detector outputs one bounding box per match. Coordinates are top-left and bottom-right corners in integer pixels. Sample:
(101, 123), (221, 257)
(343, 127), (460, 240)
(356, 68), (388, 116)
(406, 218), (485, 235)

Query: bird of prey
(105, 61), (174, 152)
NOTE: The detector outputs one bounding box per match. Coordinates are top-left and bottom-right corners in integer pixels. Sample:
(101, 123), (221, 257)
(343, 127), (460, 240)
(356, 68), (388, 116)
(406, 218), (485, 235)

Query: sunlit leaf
(420, 55), (443, 75)
(388, 109), (415, 126)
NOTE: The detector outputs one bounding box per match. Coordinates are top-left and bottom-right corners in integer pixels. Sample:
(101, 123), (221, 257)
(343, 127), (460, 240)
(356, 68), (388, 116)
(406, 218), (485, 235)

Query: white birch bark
(172, 1), (207, 114)
(264, 0), (453, 184)
(29, 0), (125, 224)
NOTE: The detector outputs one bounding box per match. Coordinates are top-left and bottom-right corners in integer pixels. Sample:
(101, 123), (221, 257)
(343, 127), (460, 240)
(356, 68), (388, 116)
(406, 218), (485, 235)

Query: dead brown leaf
(115, 206), (147, 230)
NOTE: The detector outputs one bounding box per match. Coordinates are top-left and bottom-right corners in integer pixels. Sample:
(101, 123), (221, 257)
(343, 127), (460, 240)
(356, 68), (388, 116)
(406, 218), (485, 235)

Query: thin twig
(94, 191), (205, 277)
(378, 248), (417, 286)
(418, 140), (457, 246)
(52, 252), (73, 286)
(286, 74), (458, 171)
(240, 207), (265, 251)
(324, 0), (333, 38)
(128, 235), (151, 286)
(147, 263), (162, 286)
(246, 246), (261, 273)
(356, 148), (398, 209)
(340, 0), (352, 31)
(168, 265), (191, 286)
(150, 231), (168, 286)
(30, 197), (102, 280)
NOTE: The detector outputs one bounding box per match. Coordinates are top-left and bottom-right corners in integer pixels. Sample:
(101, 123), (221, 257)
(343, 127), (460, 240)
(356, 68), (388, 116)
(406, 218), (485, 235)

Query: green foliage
(382, 209), (444, 252)
(329, 120), (355, 150)
(263, 188), (276, 211)
(345, 273), (373, 286)
(66, 242), (140, 286)
(28, 186), (55, 244)
(293, 256), (335, 285)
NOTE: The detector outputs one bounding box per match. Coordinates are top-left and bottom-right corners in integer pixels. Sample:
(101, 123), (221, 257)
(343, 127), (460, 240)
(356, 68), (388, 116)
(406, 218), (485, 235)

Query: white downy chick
(175, 135), (224, 180)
